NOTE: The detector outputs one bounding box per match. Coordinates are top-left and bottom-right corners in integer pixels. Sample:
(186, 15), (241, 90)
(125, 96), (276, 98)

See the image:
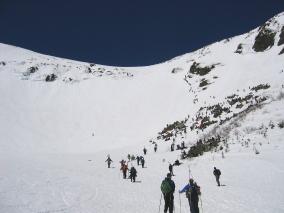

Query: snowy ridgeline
(0, 12), (284, 213)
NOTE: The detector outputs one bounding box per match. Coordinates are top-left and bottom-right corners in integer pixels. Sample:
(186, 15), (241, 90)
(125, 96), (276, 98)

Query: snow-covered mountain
(0, 12), (284, 213)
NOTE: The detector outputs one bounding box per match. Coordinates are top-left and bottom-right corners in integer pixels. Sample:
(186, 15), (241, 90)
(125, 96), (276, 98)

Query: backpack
(161, 179), (173, 194)
(215, 169), (221, 176)
(186, 184), (201, 198)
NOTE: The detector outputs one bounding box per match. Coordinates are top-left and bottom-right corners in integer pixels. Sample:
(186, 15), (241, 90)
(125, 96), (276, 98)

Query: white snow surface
(0, 12), (284, 213)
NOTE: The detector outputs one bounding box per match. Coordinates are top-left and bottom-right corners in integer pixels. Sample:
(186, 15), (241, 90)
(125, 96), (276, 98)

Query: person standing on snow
(169, 163), (174, 176)
(136, 155), (140, 165)
(160, 173), (175, 213)
(179, 178), (201, 213)
(129, 166), (137, 182)
(105, 155), (113, 168)
(213, 167), (221, 186)
(141, 157), (145, 168)
(154, 143), (158, 152)
(143, 147), (147, 155)
(121, 163), (128, 179)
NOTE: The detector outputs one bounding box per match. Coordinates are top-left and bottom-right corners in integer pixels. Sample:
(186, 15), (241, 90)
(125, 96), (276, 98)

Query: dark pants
(107, 162), (111, 168)
(130, 175), (136, 182)
(215, 176), (220, 186)
(163, 194), (174, 213)
(188, 199), (199, 213)
(123, 171), (127, 179)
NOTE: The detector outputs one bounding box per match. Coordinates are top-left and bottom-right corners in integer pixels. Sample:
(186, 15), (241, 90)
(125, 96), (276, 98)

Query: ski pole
(200, 195), (204, 213)
(179, 193), (181, 213)
(158, 193), (162, 213)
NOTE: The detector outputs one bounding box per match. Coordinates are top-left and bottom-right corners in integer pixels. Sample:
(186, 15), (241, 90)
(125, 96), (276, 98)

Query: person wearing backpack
(129, 166), (137, 182)
(179, 178), (200, 213)
(213, 167), (221, 186)
(160, 173), (175, 213)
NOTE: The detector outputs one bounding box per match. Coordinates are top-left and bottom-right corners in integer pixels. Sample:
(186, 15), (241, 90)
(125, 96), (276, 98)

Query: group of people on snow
(161, 166), (222, 213)
(105, 142), (223, 213)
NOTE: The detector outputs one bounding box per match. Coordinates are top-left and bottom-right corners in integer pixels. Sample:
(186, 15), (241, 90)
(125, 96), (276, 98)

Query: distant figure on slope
(213, 167), (221, 186)
(120, 159), (126, 167)
(140, 156), (145, 168)
(154, 143), (158, 152)
(127, 154), (131, 162)
(129, 166), (137, 182)
(160, 173), (175, 213)
(173, 159), (182, 166)
(179, 178), (201, 213)
(121, 163), (128, 179)
(143, 147), (147, 155)
(170, 143), (175, 152)
(105, 155), (113, 168)
(169, 163), (174, 176)
(136, 155), (140, 165)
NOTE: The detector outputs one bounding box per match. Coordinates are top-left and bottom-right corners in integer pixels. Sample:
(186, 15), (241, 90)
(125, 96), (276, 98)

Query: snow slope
(0, 12), (284, 213)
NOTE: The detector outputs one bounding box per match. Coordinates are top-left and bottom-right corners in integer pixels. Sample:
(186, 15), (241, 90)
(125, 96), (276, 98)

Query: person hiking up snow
(136, 155), (140, 165)
(161, 173), (175, 213)
(154, 143), (158, 152)
(179, 178), (201, 213)
(143, 147), (147, 155)
(105, 156), (113, 168)
(129, 166), (137, 182)
(120, 163), (128, 179)
(170, 143), (175, 152)
(213, 167), (221, 186)
(169, 163), (174, 176)
(140, 156), (145, 168)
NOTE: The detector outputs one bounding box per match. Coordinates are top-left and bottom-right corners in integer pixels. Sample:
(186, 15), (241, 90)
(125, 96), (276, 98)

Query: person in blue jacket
(179, 178), (200, 213)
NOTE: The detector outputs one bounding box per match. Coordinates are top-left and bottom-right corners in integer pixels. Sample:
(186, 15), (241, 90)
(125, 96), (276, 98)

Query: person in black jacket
(213, 167), (221, 186)
(129, 166), (137, 182)
(161, 173), (175, 213)
(105, 156), (113, 168)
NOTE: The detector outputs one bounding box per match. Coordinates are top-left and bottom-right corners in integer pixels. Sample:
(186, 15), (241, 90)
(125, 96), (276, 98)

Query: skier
(154, 143), (158, 152)
(160, 173), (175, 213)
(141, 156), (145, 168)
(213, 167), (221, 186)
(120, 163), (128, 179)
(143, 147), (147, 155)
(136, 155), (140, 165)
(129, 166), (137, 182)
(179, 178), (201, 213)
(169, 163), (174, 176)
(105, 155), (113, 168)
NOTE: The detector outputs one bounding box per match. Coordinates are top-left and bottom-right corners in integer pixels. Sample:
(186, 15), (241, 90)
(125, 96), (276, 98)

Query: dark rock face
(279, 47), (284, 55)
(189, 62), (215, 76)
(235, 43), (243, 54)
(46, 74), (57, 82)
(278, 26), (284, 46)
(253, 28), (276, 52)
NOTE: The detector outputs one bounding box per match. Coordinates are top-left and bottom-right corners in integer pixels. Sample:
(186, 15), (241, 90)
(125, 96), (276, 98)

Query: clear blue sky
(1, 0), (283, 66)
